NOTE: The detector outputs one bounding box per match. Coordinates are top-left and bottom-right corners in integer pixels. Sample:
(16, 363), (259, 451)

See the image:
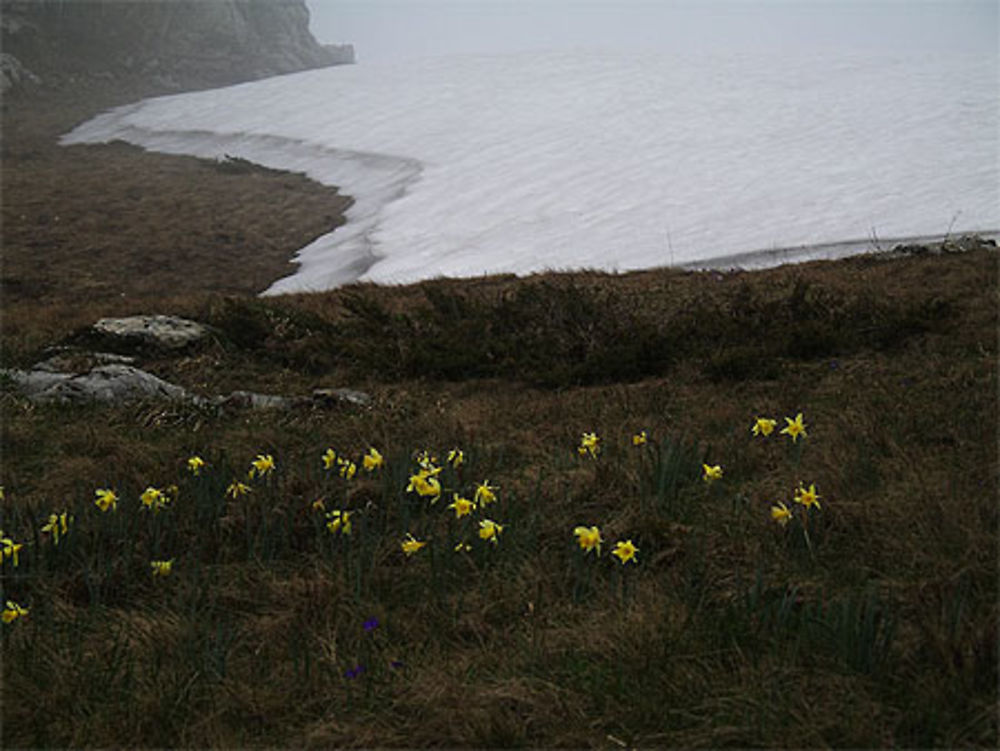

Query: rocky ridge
(1, 0), (353, 94)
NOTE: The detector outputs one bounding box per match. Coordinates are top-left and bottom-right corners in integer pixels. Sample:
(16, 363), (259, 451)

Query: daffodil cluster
(753, 411), (826, 535)
(325, 509), (353, 535)
(407, 467), (442, 502)
(41, 512), (71, 545)
(573, 525), (638, 565)
(140, 485), (175, 514)
(751, 413), (807, 442)
(400, 449), (506, 556)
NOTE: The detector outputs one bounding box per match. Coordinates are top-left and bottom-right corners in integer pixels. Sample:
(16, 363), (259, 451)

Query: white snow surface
(62, 49), (999, 295)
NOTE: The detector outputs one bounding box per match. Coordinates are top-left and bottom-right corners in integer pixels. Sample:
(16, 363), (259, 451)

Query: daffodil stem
(801, 515), (816, 561)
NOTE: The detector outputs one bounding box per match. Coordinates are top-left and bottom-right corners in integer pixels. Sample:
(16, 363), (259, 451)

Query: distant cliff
(1, 0), (354, 94)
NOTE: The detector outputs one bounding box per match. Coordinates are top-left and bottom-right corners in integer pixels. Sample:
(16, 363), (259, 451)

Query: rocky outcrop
(1, 0), (353, 93)
(3, 359), (372, 410)
(6, 363), (190, 404)
(1, 312), (372, 410)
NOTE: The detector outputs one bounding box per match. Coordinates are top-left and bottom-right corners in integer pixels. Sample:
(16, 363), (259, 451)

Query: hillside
(1, 65), (998, 750)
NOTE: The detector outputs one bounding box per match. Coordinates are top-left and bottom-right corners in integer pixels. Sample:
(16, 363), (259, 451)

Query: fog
(306, 0), (998, 63)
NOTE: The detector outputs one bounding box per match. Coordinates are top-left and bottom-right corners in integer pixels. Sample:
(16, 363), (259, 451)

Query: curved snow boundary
(61, 113), (422, 295)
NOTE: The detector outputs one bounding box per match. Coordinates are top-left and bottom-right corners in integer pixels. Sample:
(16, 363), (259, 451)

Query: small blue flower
(344, 664), (366, 679)
(363, 617), (380, 632)
(390, 659), (405, 670)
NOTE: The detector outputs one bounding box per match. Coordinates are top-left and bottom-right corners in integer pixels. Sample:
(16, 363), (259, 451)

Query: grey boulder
(4, 363), (191, 404)
(90, 314), (211, 351)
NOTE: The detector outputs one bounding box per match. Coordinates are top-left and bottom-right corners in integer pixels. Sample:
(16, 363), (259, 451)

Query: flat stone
(3, 364), (190, 404)
(91, 314), (210, 351)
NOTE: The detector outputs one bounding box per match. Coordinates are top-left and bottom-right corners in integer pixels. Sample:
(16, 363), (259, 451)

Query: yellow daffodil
(94, 488), (118, 512)
(447, 448), (465, 468)
(311, 498), (327, 512)
(454, 541), (471, 553)
(325, 509), (352, 535)
(751, 417), (777, 436)
(338, 458), (357, 480)
(187, 455), (205, 475)
(770, 502), (793, 526)
(407, 469), (442, 502)
(150, 559), (173, 577)
(578, 431), (600, 458)
(140, 486), (170, 513)
(781, 413), (807, 442)
(448, 494), (476, 518)
(2, 600), (28, 624)
(249, 453), (276, 479)
(478, 518), (503, 544)
(42, 512), (71, 545)
(322, 448), (338, 470)
(794, 483), (821, 510)
(632, 430), (648, 446)
(0, 532), (23, 567)
(363, 447), (384, 472)
(702, 464), (723, 483)
(573, 525), (602, 555)
(474, 480), (497, 506)
(612, 539), (639, 565)
(226, 480), (251, 499)
(415, 450), (438, 471)
(401, 533), (427, 556)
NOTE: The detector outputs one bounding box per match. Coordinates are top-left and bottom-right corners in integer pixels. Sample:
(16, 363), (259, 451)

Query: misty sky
(306, 0), (999, 63)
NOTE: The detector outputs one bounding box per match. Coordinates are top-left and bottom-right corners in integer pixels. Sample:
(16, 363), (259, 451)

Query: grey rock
(3, 364), (190, 404)
(312, 387), (372, 408)
(216, 390), (303, 410)
(91, 315), (210, 351)
(33, 348), (137, 373)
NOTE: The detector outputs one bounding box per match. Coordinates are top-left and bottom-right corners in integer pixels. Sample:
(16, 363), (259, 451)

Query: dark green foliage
(732, 571), (898, 674)
(231, 270), (960, 388)
(334, 281), (675, 386)
(206, 297), (340, 375)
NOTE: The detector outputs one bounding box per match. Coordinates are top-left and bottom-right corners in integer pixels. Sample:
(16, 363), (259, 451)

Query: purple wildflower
(344, 664), (366, 679)
(363, 617), (380, 632)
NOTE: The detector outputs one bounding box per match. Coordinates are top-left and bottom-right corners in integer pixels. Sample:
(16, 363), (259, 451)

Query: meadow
(1, 88), (998, 748)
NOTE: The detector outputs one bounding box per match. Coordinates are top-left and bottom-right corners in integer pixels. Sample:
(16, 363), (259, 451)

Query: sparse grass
(1, 85), (997, 748)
